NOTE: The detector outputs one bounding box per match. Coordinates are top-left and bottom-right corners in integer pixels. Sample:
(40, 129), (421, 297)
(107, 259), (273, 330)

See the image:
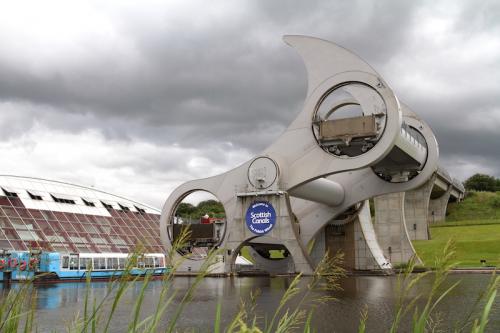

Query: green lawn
(432, 218), (500, 227)
(413, 223), (500, 267)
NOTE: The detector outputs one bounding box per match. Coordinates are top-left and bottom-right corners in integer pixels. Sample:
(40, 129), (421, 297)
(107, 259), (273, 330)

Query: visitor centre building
(0, 175), (163, 254)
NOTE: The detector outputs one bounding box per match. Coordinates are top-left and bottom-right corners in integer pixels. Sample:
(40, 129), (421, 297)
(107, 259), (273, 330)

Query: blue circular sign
(245, 201), (276, 235)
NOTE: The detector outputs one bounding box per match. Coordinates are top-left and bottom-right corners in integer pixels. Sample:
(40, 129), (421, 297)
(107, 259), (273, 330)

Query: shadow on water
(1, 274), (499, 332)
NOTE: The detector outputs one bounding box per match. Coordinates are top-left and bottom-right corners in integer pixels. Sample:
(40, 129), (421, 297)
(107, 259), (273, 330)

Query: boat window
(70, 256), (78, 270)
(93, 257), (106, 270)
(145, 257), (154, 268)
(109, 258), (118, 270)
(108, 258), (113, 269)
(158, 257), (164, 267)
(79, 259), (87, 270)
(118, 258), (126, 269)
(62, 256), (69, 269)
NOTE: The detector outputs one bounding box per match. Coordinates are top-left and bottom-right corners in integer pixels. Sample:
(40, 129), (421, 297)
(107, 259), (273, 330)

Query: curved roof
(0, 175), (159, 217)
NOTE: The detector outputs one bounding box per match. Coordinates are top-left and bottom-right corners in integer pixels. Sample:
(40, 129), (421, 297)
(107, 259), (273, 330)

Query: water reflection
(0, 274), (498, 332)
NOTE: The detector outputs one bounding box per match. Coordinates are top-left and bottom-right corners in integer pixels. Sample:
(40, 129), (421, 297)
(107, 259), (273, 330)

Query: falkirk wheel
(160, 35), (439, 275)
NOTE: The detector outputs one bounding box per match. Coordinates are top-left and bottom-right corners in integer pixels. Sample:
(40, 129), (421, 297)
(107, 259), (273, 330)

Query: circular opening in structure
(234, 237), (294, 275)
(169, 191), (226, 260)
(313, 82), (387, 157)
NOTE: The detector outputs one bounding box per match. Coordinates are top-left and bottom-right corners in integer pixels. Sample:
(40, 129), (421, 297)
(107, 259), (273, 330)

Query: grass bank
(446, 191), (500, 221)
(414, 191), (500, 268)
(414, 224), (500, 267)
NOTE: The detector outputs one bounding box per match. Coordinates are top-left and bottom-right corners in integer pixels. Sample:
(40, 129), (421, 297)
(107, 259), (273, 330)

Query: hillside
(445, 191), (500, 222)
(414, 191), (500, 267)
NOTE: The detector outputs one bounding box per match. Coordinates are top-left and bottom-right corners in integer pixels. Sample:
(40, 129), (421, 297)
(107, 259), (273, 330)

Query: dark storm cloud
(0, 0), (499, 203)
(0, 0), (421, 152)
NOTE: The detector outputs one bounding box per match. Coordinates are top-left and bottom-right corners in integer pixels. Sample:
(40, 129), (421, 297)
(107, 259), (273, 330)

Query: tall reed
(0, 237), (498, 332)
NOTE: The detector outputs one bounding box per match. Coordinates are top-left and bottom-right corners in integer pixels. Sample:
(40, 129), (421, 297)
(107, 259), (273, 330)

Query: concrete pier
(373, 192), (420, 265)
(428, 185), (452, 224)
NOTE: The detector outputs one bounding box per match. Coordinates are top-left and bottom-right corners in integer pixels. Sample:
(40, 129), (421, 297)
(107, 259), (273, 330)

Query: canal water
(1, 274), (499, 332)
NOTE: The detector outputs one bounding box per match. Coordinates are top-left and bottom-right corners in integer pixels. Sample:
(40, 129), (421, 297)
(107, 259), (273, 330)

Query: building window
(90, 236), (106, 244)
(82, 198), (96, 207)
(134, 206), (146, 214)
(110, 236), (126, 246)
(101, 201), (114, 210)
(27, 191), (43, 200)
(2, 188), (18, 198)
(51, 194), (76, 204)
(118, 204), (130, 212)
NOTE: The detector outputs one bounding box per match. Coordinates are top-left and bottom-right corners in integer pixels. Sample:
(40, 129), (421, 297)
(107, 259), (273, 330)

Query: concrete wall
(373, 192), (419, 265)
(225, 194), (314, 275)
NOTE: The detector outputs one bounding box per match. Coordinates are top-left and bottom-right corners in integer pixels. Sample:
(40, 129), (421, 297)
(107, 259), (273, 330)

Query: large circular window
(313, 83), (387, 157)
(168, 191), (226, 260)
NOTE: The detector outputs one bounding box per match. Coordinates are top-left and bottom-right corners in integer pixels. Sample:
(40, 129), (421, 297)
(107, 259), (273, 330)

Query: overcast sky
(0, 0), (499, 208)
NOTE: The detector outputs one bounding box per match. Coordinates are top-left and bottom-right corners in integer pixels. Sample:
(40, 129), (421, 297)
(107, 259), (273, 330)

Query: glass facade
(0, 176), (163, 254)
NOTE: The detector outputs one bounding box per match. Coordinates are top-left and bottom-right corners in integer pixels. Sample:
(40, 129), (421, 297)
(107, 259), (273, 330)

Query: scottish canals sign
(245, 201), (276, 235)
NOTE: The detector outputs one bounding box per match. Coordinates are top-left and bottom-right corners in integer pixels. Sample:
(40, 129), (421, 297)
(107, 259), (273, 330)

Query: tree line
(464, 173), (500, 192)
(175, 200), (226, 219)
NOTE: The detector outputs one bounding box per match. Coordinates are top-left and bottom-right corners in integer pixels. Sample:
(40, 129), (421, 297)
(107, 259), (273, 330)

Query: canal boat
(0, 251), (169, 282)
